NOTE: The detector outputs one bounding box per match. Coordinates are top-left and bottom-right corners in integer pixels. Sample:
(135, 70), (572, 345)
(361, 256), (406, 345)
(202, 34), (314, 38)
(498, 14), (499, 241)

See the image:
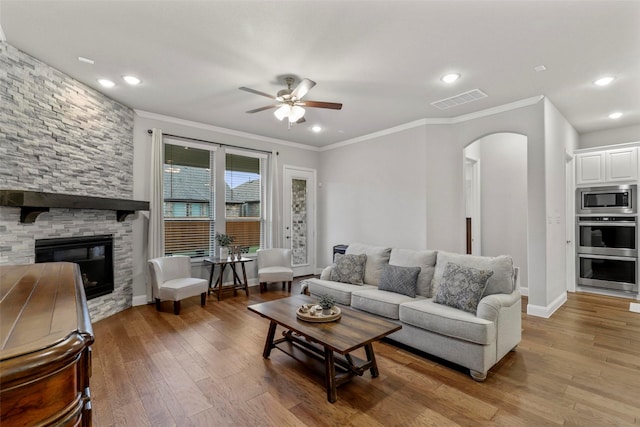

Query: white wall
(131, 112), (320, 300)
(317, 125), (429, 267)
(318, 99), (567, 314)
(424, 125), (464, 252)
(543, 99), (579, 307)
(453, 101), (548, 311)
(467, 133), (528, 289)
(579, 124), (640, 149)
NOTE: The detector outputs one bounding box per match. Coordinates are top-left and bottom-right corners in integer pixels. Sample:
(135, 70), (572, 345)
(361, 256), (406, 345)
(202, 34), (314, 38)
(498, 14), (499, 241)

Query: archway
(464, 132), (529, 289)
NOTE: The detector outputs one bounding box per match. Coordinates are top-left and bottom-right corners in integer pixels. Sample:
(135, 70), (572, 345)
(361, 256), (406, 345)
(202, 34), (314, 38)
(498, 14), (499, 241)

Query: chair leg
(260, 282), (266, 292)
(287, 281), (292, 293)
(155, 298), (161, 312)
(200, 292), (206, 306)
(282, 281), (285, 290)
(173, 300), (181, 315)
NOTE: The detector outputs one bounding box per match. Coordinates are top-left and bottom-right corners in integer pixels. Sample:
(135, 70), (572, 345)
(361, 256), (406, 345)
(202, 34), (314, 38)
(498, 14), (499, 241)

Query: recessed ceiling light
(441, 73), (460, 83)
(311, 125), (322, 133)
(594, 76), (615, 86)
(98, 79), (115, 88)
(609, 112), (623, 119)
(122, 75), (141, 85)
(534, 65), (547, 72)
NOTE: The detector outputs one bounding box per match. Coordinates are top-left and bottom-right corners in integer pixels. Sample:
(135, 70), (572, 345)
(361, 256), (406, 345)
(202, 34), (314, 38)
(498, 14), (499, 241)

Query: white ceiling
(1, 0), (639, 147)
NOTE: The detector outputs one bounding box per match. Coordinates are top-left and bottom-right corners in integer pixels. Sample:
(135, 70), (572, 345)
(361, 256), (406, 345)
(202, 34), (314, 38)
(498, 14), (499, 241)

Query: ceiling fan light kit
(240, 76), (342, 128)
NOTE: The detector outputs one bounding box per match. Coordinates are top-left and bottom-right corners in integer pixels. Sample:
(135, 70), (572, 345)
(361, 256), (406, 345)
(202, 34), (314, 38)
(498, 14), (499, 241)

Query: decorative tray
(296, 304), (342, 323)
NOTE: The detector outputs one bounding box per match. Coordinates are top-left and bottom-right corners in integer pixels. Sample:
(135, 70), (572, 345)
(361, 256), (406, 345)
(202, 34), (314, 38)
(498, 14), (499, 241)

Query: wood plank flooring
(90, 280), (640, 426)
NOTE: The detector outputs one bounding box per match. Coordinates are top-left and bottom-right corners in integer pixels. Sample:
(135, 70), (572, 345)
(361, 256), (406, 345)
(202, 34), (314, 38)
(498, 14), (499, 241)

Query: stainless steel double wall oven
(576, 185), (638, 293)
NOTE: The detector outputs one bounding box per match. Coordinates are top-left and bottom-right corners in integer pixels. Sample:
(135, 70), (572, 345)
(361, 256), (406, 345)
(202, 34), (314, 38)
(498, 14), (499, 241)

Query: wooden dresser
(1, 262), (94, 426)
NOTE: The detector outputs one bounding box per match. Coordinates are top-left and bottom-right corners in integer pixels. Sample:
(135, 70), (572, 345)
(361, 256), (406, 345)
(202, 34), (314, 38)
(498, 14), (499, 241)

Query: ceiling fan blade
(291, 78), (316, 100)
(303, 100), (343, 110)
(246, 105), (278, 113)
(239, 87), (275, 99)
(295, 117), (306, 124)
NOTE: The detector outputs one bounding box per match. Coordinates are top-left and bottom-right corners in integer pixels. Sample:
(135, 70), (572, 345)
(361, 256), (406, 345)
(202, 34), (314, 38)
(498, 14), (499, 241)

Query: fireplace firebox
(35, 235), (114, 300)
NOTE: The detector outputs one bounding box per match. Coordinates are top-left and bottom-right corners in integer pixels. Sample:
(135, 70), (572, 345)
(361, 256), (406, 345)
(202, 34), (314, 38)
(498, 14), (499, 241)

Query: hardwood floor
(91, 280), (640, 426)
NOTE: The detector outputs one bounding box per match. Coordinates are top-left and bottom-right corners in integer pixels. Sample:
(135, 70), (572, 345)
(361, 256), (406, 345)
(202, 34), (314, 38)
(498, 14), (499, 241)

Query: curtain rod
(146, 129), (274, 155)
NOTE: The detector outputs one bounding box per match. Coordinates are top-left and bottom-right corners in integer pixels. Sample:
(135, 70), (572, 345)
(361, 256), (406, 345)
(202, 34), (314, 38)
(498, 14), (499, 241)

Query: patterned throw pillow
(330, 253), (367, 284)
(378, 264), (421, 298)
(434, 262), (494, 314)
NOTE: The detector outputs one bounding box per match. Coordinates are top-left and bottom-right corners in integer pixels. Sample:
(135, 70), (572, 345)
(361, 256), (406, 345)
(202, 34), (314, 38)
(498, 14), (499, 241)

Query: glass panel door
(291, 178), (308, 266)
(283, 166), (316, 276)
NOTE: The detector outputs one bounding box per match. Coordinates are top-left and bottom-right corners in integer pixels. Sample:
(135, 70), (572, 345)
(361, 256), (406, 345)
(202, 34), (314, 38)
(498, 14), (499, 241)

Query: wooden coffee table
(248, 295), (401, 403)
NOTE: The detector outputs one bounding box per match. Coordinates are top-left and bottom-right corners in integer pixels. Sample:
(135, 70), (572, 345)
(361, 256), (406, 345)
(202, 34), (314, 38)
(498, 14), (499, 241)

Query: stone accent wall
(0, 207), (132, 322)
(0, 42), (136, 322)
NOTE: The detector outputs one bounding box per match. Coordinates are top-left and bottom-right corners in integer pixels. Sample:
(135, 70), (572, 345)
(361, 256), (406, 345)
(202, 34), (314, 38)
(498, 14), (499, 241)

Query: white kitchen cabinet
(576, 147), (638, 185)
(576, 152), (605, 185)
(605, 147), (638, 182)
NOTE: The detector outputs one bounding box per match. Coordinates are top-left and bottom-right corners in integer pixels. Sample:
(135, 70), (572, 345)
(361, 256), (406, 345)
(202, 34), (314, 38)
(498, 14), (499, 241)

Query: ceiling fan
(239, 77), (342, 127)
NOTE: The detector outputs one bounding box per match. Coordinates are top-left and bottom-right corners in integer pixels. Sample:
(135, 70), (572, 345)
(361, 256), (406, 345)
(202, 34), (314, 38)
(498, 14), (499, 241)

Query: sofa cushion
(346, 243), (391, 286)
(389, 248), (437, 297)
(378, 264), (421, 298)
(330, 253), (367, 284)
(306, 278), (376, 305)
(351, 289), (425, 320)
(433, 262), (493, 314)
(431, 251), (514, 297)
(399, 298), (496, 345)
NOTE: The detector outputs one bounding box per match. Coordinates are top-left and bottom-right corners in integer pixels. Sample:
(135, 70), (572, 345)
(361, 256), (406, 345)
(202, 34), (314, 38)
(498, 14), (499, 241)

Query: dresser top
(0, 262), (93, 361)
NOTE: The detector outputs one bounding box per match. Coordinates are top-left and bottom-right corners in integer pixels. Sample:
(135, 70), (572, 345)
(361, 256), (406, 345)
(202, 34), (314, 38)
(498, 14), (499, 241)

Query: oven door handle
(578, 253), (637, 261)
(578, 222), (636, 227)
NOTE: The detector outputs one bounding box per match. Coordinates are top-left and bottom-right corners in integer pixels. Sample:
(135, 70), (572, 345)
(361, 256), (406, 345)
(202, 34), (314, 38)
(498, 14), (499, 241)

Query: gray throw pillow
(330, 253), (367, 285)
(378, 264), (421, 298)
(433, 262), (494, 314)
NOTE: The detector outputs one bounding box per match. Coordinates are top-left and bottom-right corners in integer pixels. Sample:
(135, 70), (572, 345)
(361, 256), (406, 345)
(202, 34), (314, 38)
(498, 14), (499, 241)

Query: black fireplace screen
(35, 235), (114, 300)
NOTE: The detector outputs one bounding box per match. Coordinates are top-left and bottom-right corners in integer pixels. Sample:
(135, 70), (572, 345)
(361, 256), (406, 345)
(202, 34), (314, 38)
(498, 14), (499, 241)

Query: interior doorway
(283, 166), (316, 277)
(465, 157), (481, 255)
(464, 133), (528, 289)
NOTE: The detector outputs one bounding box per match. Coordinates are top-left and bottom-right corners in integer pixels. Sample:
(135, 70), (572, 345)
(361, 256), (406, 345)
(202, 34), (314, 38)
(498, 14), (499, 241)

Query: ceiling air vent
(430, 89), (488, 110)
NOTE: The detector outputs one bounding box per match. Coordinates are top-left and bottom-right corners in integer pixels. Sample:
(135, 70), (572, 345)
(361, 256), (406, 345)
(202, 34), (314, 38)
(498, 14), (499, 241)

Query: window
(162, 140), (269, 258)
(225, 150), (267, 254)
(163, 142), (216, 257)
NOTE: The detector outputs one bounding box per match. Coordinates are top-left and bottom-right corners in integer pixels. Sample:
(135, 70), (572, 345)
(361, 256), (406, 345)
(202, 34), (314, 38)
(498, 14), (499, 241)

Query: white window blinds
(225, 149), (267, 254)
(163, 141), (216, 257)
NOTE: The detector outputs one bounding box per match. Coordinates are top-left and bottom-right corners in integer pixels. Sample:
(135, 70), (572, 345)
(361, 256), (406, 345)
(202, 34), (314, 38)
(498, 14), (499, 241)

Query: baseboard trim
(527, 291), (567, 318)
(132, 295), (149, 306)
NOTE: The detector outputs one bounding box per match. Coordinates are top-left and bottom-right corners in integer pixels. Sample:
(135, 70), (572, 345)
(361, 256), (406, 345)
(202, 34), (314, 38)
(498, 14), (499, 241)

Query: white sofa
(302, 243), (521, 381)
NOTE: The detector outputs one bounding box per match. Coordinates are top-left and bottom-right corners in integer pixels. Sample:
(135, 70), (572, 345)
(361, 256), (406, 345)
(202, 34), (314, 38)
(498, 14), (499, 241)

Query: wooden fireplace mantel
(0, 190), (150, 223)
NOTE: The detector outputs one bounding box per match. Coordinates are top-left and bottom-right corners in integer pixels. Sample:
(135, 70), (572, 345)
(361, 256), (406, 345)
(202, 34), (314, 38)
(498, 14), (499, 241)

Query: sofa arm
(476, 290), (520, 323)
(320, 265), (333, 280)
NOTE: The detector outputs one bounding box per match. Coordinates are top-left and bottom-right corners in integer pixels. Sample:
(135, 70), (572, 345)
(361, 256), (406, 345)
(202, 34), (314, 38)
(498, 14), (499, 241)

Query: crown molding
(321, 95), (545, 151)
(134, 110), (320, 152)
(0, 24), (6, 42)
(137, 95), (545, 154)
(449, 95), (544, 124)
(320, 118), (435, 152)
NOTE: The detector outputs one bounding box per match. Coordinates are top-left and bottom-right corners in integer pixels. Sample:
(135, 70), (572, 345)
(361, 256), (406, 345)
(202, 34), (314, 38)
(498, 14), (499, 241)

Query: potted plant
(318, 294), (335, 315)
(215, 232), (234, 259)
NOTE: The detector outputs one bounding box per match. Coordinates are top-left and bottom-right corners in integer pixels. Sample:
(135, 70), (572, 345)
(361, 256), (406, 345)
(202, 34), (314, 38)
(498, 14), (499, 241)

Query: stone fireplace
(0, 207), (134, 321)
(0, 42), (142, 322)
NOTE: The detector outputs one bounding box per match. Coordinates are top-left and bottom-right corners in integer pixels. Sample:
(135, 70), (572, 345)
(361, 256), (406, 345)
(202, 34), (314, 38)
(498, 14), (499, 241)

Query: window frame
(223, 147), (268, 257)
(162, 138), (217, 260)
